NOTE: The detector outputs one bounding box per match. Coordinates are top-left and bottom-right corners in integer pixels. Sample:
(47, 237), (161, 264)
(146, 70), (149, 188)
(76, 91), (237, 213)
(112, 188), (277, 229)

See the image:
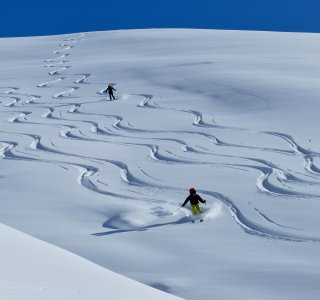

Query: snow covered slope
(1, 29), (320, 299)
(0, 223), (182, 300)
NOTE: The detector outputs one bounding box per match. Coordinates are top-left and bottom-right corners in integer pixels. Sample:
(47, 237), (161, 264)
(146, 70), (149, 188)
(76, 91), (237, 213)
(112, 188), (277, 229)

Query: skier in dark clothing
(182, 188), (206, 215)
(104, 84), (116, 100)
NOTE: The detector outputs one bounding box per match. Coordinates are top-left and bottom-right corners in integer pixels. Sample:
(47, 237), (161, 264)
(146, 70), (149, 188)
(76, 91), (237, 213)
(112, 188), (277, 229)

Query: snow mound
(0, 223), (182, 300)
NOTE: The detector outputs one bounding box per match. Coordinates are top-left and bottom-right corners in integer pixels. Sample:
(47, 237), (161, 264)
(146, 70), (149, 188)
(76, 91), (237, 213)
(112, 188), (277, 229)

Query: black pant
(108, 92), (115, 100)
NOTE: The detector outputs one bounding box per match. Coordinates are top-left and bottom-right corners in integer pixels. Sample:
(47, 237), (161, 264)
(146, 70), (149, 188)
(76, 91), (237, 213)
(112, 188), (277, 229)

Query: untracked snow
(1, 29), (320, 299)
(0, 223), (182, 300)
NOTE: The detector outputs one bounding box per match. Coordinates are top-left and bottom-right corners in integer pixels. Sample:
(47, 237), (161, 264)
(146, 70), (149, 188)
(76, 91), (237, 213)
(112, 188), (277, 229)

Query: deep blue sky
(1, 0), (319, 37)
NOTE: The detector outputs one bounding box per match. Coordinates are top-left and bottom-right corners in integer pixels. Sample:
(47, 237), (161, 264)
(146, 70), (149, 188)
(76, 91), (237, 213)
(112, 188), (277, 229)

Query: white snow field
(0, 223), (182, 300)
(1, 29), (320, 299)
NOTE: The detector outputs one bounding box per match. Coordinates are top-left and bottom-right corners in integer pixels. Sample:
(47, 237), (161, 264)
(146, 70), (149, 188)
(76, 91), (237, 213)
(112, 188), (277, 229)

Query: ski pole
(172, 202), (183, 215)
(171, 206), (181, 215)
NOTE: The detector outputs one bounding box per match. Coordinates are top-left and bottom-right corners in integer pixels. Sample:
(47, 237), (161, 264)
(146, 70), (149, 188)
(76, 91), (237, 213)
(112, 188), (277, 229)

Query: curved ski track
(1, 32), (320, 243)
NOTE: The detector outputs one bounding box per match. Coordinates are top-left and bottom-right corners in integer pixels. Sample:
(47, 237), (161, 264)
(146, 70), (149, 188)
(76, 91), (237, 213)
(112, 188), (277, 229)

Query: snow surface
(0, 223), (182, 300)
(1, 29), (320, 299)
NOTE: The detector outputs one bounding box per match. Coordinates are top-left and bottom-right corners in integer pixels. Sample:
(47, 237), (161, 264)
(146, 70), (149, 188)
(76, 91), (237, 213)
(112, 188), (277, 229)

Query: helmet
(189, 187), (196, 194)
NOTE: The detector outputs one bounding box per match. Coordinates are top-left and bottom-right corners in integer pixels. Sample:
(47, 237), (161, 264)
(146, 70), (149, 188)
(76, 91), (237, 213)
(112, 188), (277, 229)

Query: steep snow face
(0, 223), (182, 300)
(1, 29), (320, 300)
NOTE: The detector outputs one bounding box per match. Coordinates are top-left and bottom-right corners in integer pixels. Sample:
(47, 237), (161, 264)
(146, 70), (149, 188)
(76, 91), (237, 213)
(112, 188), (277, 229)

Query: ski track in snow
(2, 32), (320, 244)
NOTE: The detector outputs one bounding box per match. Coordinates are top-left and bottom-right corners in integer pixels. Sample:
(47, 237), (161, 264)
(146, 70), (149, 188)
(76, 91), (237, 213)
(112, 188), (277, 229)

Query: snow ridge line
(0, 126), (168, 202)
(7, 103), (312, 201)
(10, 89), (320, 202)
(0, 87), (42, 108)
(200, 190), (320, 243)
(264, 131), (320, 175)
(3, 91), (320, 241)
(38, 33), (89, 98)
(3, 85), (320, 203)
